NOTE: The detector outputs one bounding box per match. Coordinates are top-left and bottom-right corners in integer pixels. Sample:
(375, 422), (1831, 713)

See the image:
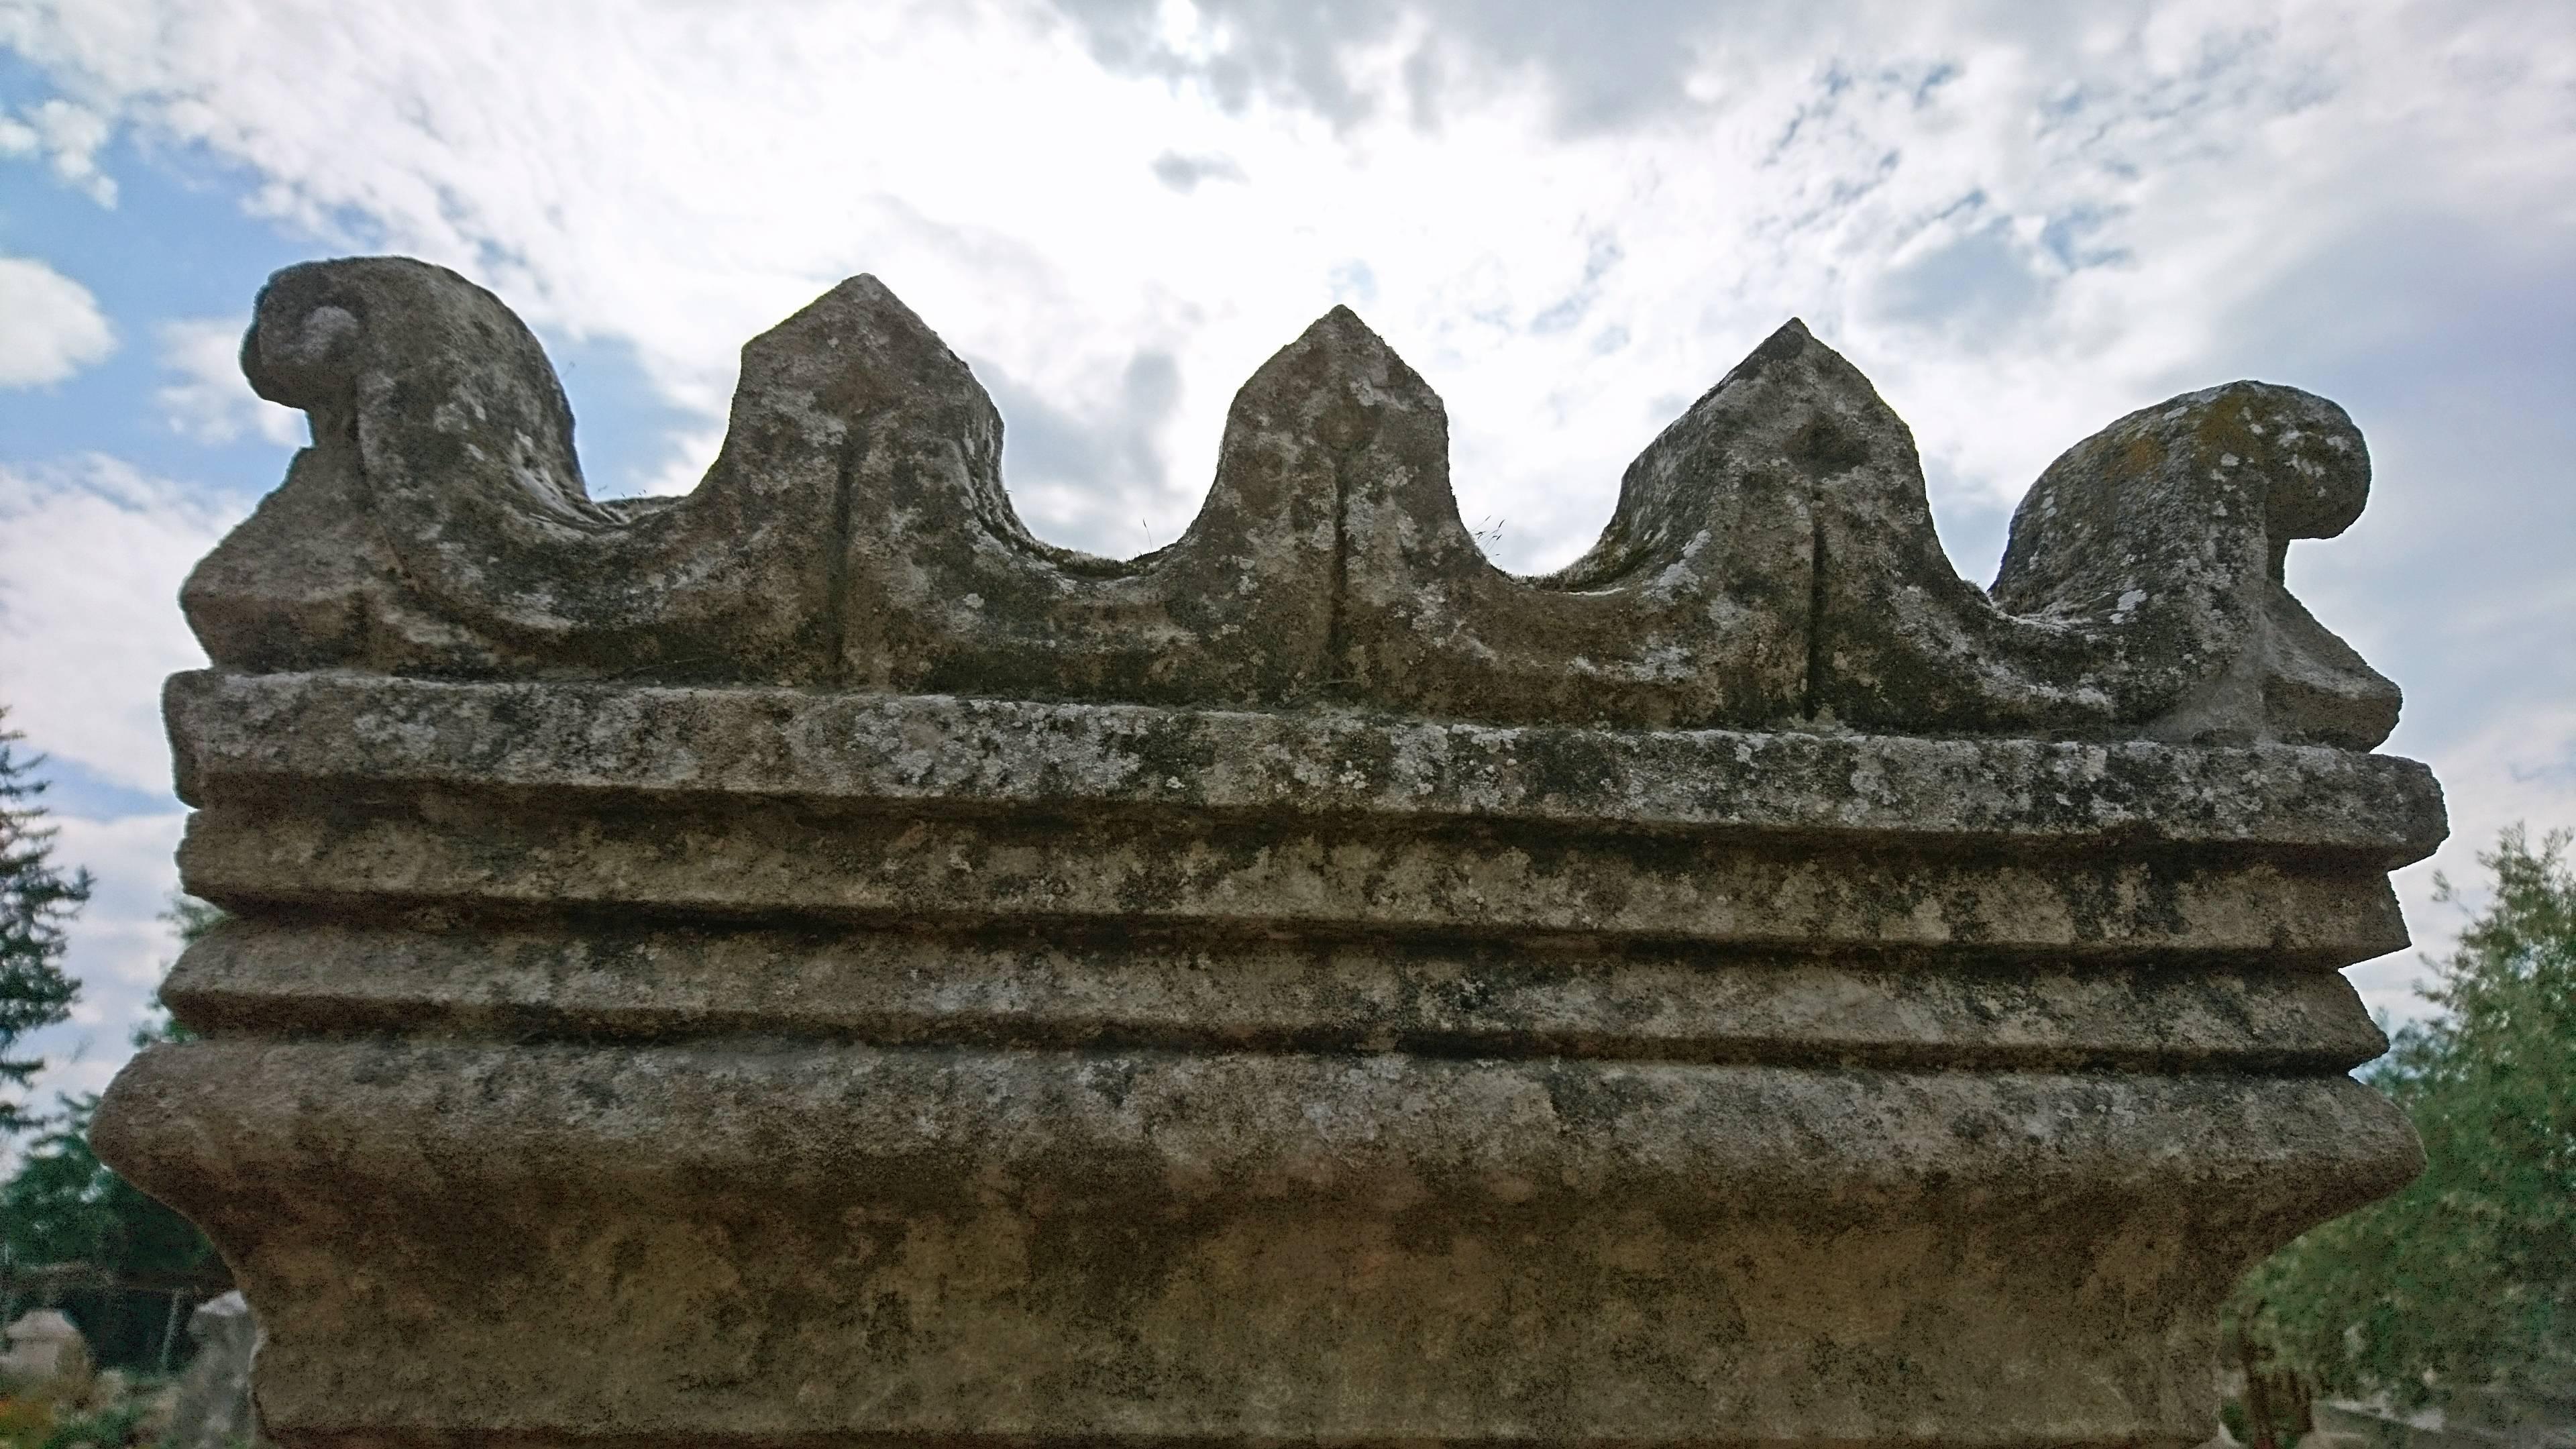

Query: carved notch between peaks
(184, 257), (2399, 747)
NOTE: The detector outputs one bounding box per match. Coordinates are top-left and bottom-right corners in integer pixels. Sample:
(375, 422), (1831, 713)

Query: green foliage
(0, 1396), (57, 1445)
(0, 710), (91, 1137)
(25, 1399), (143, 1449)
(0, 1385), (171, 1449)
(1, 1092), (229, 1372)
(2231, 825), (2576, 1401)
(1, 895), (231, 1373)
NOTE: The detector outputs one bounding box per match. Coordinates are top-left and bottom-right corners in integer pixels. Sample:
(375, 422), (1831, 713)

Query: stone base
(109, 1026), (2415, 1448)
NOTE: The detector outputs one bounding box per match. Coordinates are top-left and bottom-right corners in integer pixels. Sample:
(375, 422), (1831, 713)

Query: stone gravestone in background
(95, 256), (2443, 1448)
(169, 1290), (262, 1449)
(0, 1309), (90, 1397)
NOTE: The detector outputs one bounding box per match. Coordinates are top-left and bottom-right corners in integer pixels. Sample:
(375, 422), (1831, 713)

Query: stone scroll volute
(99, 256), (2439, 1449)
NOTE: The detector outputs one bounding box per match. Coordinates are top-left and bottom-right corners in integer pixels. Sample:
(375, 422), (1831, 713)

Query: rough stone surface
(97, 254), (2444, 1449)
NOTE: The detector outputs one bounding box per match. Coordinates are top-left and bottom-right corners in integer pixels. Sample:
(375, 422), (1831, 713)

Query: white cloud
(1, 1), (2564, 564)
(1, 809), (188, 1134)
(153, 315), (305, 446)
(0, 457), (247, 794)
(0, 457), (231, 1132)
(2357, 702), (2576, 1028)
(638, 424), (727, 500)
(0, 254), (114, 387)
(0, 95), (115, 205)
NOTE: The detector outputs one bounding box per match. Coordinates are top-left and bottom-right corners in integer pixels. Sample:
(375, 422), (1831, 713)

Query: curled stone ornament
(99, 256), (2439, 1449)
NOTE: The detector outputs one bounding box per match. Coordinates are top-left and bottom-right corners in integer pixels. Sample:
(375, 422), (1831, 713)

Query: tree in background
(1, 1088), (227, 1275)
(0, 896), (230, 1371)
(0, 707), (89, 1138)
(0, 1085), (231, 1371)
(2231, 826), (2576, 1405)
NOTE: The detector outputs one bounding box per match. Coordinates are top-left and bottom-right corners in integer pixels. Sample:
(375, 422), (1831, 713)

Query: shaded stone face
(97, 256), (2440, 1449)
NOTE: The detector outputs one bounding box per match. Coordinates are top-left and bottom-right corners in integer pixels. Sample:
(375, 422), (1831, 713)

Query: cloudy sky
(0, 0), (2570, 1109)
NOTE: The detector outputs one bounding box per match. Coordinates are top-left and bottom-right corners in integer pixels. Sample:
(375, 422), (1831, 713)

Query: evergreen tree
(0, 707), (89, 1136)
(2230, 825), (2576, 1403)
(0, 894), (232, 1370)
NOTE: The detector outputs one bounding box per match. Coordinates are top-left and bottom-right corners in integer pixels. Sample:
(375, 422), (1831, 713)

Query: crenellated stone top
(188, 256), (2400, 747)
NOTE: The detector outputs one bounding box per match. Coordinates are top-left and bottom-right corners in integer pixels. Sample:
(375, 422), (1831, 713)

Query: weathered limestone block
(99, 256), (2441, 1449)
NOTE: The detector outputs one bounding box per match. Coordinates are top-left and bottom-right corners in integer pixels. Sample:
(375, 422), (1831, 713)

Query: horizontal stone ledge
(168, 920), (2392, 1072)
(177, 803), (2413, 962)
(103, 1039), (2420, 1220)
(165, 669), (2448, 862)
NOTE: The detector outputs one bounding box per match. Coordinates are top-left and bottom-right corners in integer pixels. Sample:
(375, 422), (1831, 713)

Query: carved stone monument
(96, 256), (2443, 1448)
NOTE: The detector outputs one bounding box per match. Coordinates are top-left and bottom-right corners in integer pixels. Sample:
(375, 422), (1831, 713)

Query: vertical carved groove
(1803, 521), (1830, 722)
(1323, 437), (1356, 703)
(820, 439), (860, 688)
